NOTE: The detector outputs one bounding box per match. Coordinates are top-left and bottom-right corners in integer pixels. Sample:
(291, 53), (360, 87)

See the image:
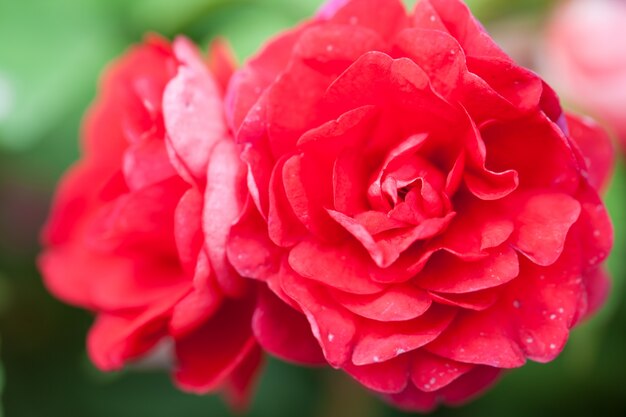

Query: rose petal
(288, 239), (386, 295)
(464, 169), (519, 201)
(576, 182), (613, 270)
(566, 113), (614, 191)
(294, 23), (386, 74)
(445, 151), (466, 196)
(240, 139), (274, 219)
(207, 38), (237, 95)
(225, 25), (307, 132)
(426, 310), (525, 368)
(283, 154), (342, 239)
(253, 286), (326, 365)
(417, 0), (508, 61)
(265, 259), (304, 311)
(393, 28), (464, 97)
(462, 112), (519, 200)
(83, 35), (174, 157)
(41, 161), (116, 246)
(430, 196), (514, 259)
(344, 355), (410, 394)
(87, 289), (184, 370)
(326, 209), (395, 267)
(41, 243), (188, 311)
(414, 0), (545, 119)
(268, 156), (308, 247)
(323, 52), (454, 128)
(368, 133), (429, 210)
(87, 177), (184, 254)
(164, 38), (226, 184)
(169, 250), (222, 338)
(319, 0), (408, 41)
(174, 188), (204, 274)
(333, 149), (372, 216)
(328, 208), (455, 268)
(332, 285), (432, 322)
(410, 350), (474, 392)
(297, 104), (378, 151)
(466, 56), (543, 114)
(384, 383), (437, 412)
(87, 314), (165, 371)
(582, 268), (611, 320)
(416, 246), (519, 294)
(223, 344), (264, 412)
(352, 306), (456, 366)
(227, 201), (283, 281)
(504, 246), (585, 363)
(123, 137), (176, 190)
(204, 139), (249, 297)
(481, 113), (580, 192)
(429, 288), (500, 311)
(355, 211), (410, 235)
(280, 267), (357, 367)
(438, 365), (502, 406)
(510, 192), (581, 267)
(174, 297), (256, 393)
(266, 60), (332, 157)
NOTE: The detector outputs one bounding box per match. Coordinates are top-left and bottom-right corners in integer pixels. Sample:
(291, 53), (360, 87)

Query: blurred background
(0, 0), (625, 416)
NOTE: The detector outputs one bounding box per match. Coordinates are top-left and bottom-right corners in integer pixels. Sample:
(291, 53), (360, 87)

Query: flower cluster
(39, 0), (614, 412)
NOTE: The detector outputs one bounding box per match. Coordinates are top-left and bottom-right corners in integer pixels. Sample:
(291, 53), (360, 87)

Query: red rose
(544, 0), (626, 148)
(226, 0), (613, 410)
(39, 36), (260, 407)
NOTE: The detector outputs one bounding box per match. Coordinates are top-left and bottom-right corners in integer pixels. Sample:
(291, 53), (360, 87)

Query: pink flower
(545, 0), (626, 147)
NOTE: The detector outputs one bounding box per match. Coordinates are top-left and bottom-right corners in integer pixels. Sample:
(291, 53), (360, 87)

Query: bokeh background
(0, 0), (625, 416)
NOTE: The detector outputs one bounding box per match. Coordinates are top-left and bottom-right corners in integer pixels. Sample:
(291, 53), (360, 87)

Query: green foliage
(0, 0), (126, 152)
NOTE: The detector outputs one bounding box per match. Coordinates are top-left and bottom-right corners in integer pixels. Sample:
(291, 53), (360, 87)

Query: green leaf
(127, 0), (225, 35)
(0, 338), (3, 417)
(195, 3), (299, 61)
(0, 0), (126, 152)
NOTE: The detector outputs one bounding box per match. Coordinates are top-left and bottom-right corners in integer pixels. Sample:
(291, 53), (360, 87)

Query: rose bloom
(545, 0), (626, 147)
(39, 36), (260, 406)
(226, 0), (614, 411)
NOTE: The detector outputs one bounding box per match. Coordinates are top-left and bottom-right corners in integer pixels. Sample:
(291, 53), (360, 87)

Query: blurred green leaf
(465, 0), (551, 21)
(195, 3), (298, 60)
(0, 339), (3, 417)
(0, 0), (127, 152)
(251, 0), (322, 17)
(128, 0), (225, 35)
